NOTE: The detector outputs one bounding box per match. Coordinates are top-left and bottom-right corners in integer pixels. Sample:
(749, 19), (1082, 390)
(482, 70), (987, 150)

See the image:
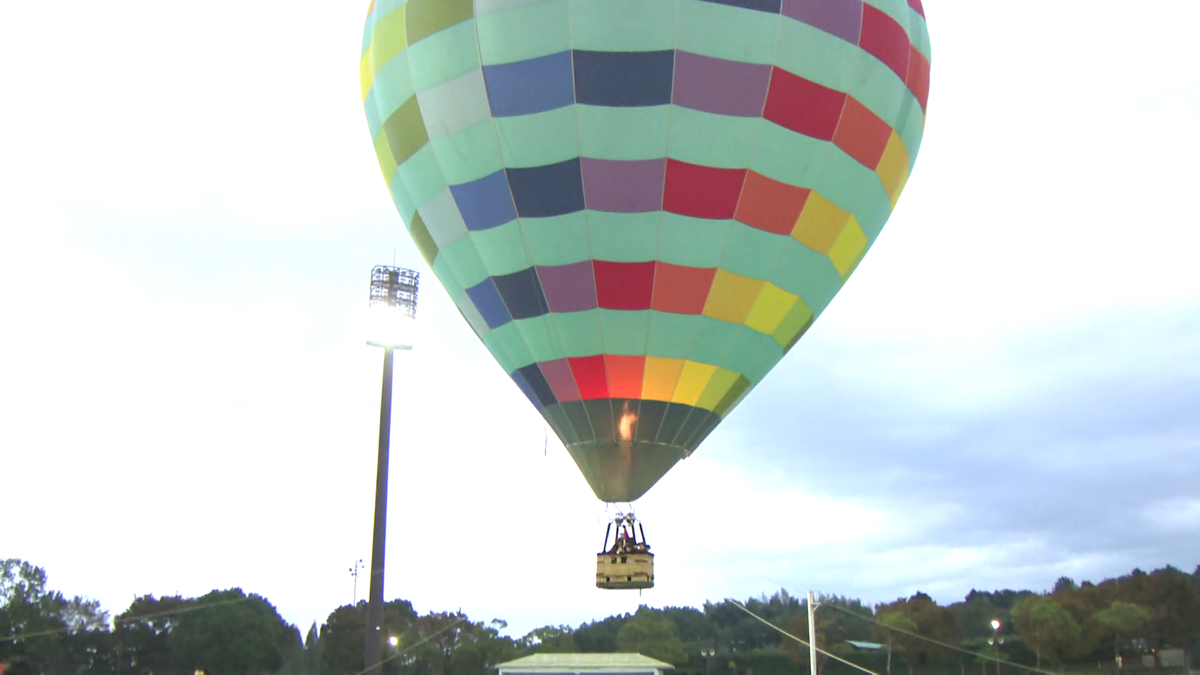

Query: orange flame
(618, 403), (637, 442)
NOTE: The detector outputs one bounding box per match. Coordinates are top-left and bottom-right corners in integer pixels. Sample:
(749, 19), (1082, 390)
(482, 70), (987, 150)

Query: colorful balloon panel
(360, 0), (931, 503)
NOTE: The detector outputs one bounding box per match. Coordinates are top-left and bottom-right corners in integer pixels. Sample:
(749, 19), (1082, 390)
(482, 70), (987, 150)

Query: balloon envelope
(360, 0), (931, 503)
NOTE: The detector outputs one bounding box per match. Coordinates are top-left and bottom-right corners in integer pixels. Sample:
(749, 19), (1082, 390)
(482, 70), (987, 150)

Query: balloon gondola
(359, 0), (931, 588)
(596, 513), (653, 590)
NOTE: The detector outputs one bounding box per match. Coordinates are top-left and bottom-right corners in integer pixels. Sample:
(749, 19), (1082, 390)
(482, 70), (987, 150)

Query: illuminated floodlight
(366, 266), (420, 349)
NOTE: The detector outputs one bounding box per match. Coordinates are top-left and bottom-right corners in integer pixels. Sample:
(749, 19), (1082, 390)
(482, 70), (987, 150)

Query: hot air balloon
(360, 0), (930, 589)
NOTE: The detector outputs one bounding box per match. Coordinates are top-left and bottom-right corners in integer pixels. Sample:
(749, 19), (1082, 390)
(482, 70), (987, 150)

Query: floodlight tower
(364, 265), (420, 675)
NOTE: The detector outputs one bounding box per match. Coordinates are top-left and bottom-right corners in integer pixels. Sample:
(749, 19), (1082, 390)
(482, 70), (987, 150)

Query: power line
(0, 597), (249, 644)
(729, 599), (878, 675)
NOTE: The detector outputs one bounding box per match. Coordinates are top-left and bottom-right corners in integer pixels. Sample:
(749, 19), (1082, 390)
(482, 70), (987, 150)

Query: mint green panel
(433, 255), (467, 301)
(722, 330), (783, 385)
(577, 106), (670, 161)
(429, 122), (505, 185)
(366, 56), (416, 136)
(387, 169), (417, 224)
(646, 312), (701, 360)
(598, 310), (652, 356)
(685, 317), (742, 366)
(814, 149), (889, 223)
(588, 212), (659, 263)
(395, 145), (446, 209)
(668, 108), (760, 169)
(676, 0), (779, 65)
(720, 224), (784, 281)
(514, 316), (564, 364)
(775, 20), (861, 99)
(495, 107), (579, 168)
(897, 98), (925, 169)
(476, 0), (569, 65)
(521, 212), (592, 266)
(436, 234), (490, 290)
(750, 123), (833, 190)
(548, 310), (604, 357)
(851, 173), (896, 243)
(768, 240), (843, 315)
(471, 220), (530, 277)
(657, 215), (732, 269)
(405, 21), (482, 91)
(569, 0), (676, 51)
(483, 323), (535, 373)
(849, 50), (911, 130)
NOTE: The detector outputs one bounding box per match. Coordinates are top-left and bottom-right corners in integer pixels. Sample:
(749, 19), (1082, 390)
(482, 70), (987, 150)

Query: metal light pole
(990, 620), (1002, 675)
(350, 558), (364, 605)
(807, 591), (819, 675)
(701, 648), (715, 675)
(364, 265), (420, 675)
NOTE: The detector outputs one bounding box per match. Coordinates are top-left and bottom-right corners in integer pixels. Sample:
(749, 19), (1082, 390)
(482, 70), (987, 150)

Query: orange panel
(605, 355), (647, 400)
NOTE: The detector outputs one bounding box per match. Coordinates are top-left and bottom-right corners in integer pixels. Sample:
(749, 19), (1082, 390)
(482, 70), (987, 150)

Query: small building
(497, 654), (675, 675)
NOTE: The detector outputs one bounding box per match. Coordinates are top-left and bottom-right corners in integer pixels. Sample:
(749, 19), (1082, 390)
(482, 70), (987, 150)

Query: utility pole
(350, 558), (364, 605)
(807, 591), (819, 675)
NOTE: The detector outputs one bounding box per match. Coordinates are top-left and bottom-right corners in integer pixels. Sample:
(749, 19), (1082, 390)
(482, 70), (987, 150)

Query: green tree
(522, 626), (576, 653)
(1011, 596), (1081, 667)
(1094, 602), (1151, 668)
(616, 606), (687, 666)
(168, 588), (299, 674)
(319, 600), (416, 675)
(0, 560), (65, 666)
(874, 611), (918, 675)
(114, 594), (193, 672)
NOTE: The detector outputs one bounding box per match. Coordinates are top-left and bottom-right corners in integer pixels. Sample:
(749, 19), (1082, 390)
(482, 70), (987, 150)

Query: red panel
(908, 0), (925, 18)
(605, 355), (646, 399)
(833, 97), (894, 169)
(662, 159), (747, 219)
(652, 263), (717, 315)
(569, 355), (609, 400)
(763, 68), (847, 141)
(906, 46), (931, 112)
(594, 260), (656, 310)
(860, 5), (911, 80)
(735, 171), (811, 235)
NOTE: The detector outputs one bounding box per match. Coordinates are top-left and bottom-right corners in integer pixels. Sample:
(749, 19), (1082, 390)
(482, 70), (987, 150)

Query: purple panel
(539, 358), (582, 402)
(672, 52), (772, 117)
(580, 158), (666, 213)
(782, 0), (863, 45)
(537, 261), (597, 312)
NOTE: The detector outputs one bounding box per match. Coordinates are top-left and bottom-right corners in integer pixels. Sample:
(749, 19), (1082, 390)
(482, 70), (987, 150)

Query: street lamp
(363, 265), (420, 675)
(989, 620), (1002, 675)
(701, 647), (716, 675)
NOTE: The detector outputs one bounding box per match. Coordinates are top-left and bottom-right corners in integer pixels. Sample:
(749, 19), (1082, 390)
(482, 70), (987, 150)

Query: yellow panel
(744, 282), (799, 335)
(827, 216), (868, 278)
(771, 297), (814, 350)
(792, 191), (851, 255)
(696, 368), (741, 412)
(876, 131), (911, 208)
(373, 129), (397, 185)
(369, 8), (409, 73)
(671, 361), (718, 406)
(360, 51), (375, 102)
(702, 269), (766, 325)
(642, 357), (684, 402)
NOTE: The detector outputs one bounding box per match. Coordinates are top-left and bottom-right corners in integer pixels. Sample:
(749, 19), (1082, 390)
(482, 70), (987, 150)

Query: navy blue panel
(515, 364), (557, 407)
(656, 402), (695, 445)
(506, 158), (585, 217)
(483, 51), (575, 117)
(695, 0), (782, 12)
(465, 278), (512, 329)
(493, 267), (548, 321)
(573, 50), (675, 107)
(450, 170), (517, 231)
(511, 370), (545, 411)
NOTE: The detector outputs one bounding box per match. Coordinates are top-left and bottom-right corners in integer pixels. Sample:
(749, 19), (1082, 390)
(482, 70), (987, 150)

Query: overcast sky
(1, 0), (1197, 638)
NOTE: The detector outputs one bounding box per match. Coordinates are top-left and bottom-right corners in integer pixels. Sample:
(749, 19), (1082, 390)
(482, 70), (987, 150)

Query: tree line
(3, 559), (1198, 675)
